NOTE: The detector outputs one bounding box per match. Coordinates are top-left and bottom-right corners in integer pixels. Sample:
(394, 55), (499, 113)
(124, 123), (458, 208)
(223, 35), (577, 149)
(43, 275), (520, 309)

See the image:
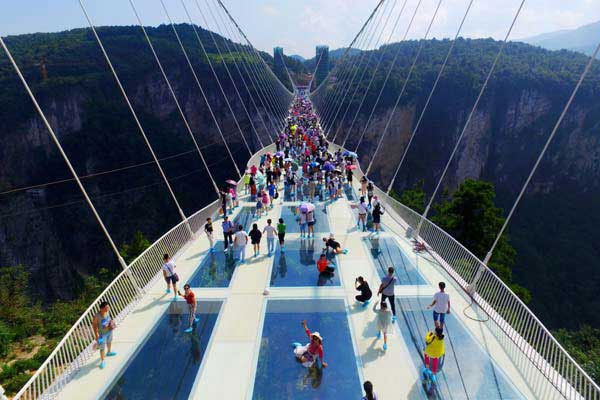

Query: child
(178, 284), (200, 333)
(267, 182), (276, 208)
(373, 300), (391, 350)
(255, 196), (263, 218)
(316, 254), (335, 274)
(424, 327), (445, 374)
(277, 218), (286, 252)
(261, 190), (270, 213)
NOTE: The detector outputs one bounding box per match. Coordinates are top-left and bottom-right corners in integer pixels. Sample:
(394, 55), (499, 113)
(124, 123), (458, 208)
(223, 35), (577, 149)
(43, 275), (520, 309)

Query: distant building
(315, 45), (329, 88)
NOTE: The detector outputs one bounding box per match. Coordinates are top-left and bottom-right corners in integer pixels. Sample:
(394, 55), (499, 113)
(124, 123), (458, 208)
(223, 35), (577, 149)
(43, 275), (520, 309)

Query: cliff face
(328, 57), (600, 328)
(0, 53), (276, 300)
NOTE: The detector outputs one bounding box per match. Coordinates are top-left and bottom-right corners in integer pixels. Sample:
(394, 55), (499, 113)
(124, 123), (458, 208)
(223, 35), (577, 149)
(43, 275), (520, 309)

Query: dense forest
(316, 38), (600, 384)
(1, 25), (600, 393)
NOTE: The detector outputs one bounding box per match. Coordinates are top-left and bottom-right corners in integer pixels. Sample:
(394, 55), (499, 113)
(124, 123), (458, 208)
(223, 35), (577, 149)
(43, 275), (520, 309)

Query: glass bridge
(24, 143), (588, 400)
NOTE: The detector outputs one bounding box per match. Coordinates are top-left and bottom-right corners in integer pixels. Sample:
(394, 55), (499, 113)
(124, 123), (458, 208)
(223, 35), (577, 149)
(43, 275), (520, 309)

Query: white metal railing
(13, 144), (276, 400)
(330, 142), (599, 400)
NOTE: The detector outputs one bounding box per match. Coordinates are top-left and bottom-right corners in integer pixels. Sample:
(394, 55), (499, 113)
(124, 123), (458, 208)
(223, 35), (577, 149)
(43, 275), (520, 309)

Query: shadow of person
(360, 338), (385, 365)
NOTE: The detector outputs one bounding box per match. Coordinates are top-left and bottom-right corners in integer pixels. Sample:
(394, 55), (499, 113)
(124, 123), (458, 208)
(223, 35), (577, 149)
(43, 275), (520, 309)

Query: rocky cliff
(324, 39), (600, 328)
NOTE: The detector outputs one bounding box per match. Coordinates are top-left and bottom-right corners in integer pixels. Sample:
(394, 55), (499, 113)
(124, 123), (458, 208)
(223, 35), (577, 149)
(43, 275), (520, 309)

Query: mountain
(521, 20), (600, 57)
(329, 47), (361, 60)
(322, 38), (600, 330)
(289, 54), (305, 62)
(0, 24), (278, 301)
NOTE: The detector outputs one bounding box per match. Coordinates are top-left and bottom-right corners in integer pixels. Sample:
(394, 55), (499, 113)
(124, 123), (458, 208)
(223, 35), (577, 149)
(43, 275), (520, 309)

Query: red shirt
(184, 291), (195, 305)
(305, 329), (324, 359)
(317, 258), (329, 273)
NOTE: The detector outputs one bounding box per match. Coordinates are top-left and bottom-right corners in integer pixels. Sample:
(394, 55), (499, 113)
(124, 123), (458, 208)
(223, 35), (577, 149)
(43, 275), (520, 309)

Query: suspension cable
(0, 36), (130, 271)
(365, 0), (444, 176)
(178, 0), (252, 158)
(215, 0), (293, 131)
(0, 124), (251, 197)
(208, 0), (274, 144)
(309, 47), (325, 92)
(342, 0), (408, 149)
(202, 0), (265, 149)
(194, 0), (261, 152)
(127, 0), (220, 194)
(351, 0), (424, 154)
(385, 0), (475, 194)
(79, 0), (192, 235)
(337, 0), (401, 148)
(415, 0), (526, 238)
(312, 0), (386, 127)
(326, 3), (389, 140)
(480, 40), (600, 268)
(159, 0), (242, 179)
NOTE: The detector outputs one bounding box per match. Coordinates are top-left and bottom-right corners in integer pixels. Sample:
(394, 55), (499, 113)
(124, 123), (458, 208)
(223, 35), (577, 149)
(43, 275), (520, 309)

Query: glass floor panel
(366, 236), (426, 285)
(396, 296), (524, 399)
(252, 299), (362, 400)
(280, 205), (330, 234)
(187, 241), (237, 287)
(233, 206), (256, 232)
(103, 300), (222, 400)
(343, 183), (356, 201)
(270, 239), (340, 287)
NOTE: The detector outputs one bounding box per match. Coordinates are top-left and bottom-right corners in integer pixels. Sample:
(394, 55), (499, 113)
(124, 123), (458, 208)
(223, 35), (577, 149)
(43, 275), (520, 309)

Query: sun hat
(311, 332), (323, 342)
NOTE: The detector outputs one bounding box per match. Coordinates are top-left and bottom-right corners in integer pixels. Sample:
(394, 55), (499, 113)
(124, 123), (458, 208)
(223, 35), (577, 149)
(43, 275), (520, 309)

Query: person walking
(220, 189), (228, 217)
(93, 301), (116, 369)
(358, 197), (368, 232)
(424, 327), (445, 374)
(428, 282), (450, 330)
(360, 176), (368, 196)
(373, 300), (391, 351)
(233, 225), (248, 263)
(263, 219), (277, 256)
(306, 210), (315, 238)
(205, 217), (215, 251)
(372, 203), (383, 233)
(298, 210), (308, 238)
(367, 181), (374, 207)
(162, 253), (178, 300)
(261, 190), (270, 213)
(362, 381), (378, 400)
(178, 284), (200, 333)
(249, 223), (262, 257)
(355, 276), (372, 306)
(222, 216), (234, 252)
(277, 218), (287, 252)
(378, 267), (397, 322)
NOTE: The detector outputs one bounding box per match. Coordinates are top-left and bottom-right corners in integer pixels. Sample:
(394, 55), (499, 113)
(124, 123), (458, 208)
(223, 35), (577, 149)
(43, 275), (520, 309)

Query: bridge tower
(315, 45), (329, 87)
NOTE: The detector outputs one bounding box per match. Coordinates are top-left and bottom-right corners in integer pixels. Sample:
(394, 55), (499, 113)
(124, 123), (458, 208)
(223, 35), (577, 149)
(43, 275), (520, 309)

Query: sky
(0, 0), (599, 59)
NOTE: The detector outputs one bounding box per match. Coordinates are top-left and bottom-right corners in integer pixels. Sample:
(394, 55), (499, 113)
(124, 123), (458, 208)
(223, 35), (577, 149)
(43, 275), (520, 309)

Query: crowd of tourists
(94, 95), (451, 399)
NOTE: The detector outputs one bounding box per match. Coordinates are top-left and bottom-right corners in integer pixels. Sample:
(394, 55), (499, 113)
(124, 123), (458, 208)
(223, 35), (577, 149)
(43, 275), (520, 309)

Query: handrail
(330, 142), (599, 399)
(13, 144), (276, 400)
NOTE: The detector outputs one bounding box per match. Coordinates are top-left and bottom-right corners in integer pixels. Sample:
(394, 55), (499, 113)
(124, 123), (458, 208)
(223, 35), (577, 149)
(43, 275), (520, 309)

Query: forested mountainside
(0, 24), (288, 302)
(322, 38), (600, 330)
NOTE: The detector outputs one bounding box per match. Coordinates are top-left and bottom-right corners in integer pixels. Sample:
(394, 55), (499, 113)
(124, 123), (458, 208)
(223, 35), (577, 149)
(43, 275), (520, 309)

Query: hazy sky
(1, 0), (599, 58)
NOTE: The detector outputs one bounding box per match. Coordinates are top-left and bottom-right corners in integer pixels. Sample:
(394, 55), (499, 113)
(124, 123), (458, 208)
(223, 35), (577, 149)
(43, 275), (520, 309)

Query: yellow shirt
(424, 332), (445, 358)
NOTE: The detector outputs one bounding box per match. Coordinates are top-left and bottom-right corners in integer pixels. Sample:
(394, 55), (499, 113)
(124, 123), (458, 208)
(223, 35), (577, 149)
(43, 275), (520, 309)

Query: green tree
(554, 326), (600, 385)
(390, 180), (426, 214)
(120, 231), (151, 264)
(431, 179), (530, 302)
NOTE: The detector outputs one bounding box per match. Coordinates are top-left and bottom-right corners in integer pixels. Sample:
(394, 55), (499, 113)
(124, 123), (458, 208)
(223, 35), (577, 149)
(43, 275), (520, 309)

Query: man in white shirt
(233, 224), (249, 263)
(428, 282), (450, 329)
(263, 219), (277, 256)
(162, 253), (178, 300)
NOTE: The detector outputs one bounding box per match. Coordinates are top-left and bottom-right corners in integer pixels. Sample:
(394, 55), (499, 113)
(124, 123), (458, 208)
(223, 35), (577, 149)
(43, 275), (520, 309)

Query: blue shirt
(222, 220), (233, 232)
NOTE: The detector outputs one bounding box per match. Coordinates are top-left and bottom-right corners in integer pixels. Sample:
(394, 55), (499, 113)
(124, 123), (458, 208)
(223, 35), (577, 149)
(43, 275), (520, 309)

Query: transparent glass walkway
(58, 175), (541, 400)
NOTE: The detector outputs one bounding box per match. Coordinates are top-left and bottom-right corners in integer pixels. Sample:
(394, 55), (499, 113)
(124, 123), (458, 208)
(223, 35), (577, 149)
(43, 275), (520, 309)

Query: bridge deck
(58, 176), (542, 400)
